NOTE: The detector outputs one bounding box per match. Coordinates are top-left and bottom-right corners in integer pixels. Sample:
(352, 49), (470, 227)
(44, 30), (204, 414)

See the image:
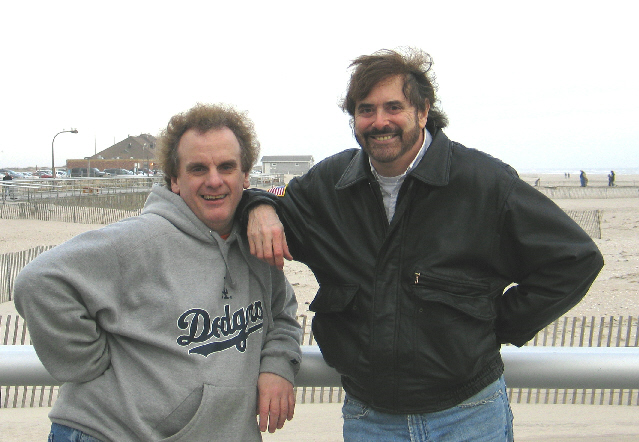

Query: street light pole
(84, 156), (91, 177)
(52, 129), (78, 178)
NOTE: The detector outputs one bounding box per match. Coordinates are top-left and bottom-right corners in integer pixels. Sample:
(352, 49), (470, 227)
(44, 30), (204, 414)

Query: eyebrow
(357, 100), (405, 110)
(382, 100), (406, 109)
(218, 159), (239, 168)
(185, 162), (207, 171)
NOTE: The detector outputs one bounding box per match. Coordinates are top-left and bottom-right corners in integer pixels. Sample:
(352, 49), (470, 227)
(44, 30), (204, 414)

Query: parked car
(104, 168), (134, 176)
(70, 167), (105, 177)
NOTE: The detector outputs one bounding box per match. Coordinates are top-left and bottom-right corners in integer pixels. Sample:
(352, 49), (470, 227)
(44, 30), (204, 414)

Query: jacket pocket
(308, 284), (362, 375)
(409, 272), (500, 382)
(309, 284), (359, 313)
(159, 384), (260, 442)
(413, 272), (496, 320)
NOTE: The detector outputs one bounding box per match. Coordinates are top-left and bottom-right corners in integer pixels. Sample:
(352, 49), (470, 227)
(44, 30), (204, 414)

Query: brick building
(66, 134), (158, 172)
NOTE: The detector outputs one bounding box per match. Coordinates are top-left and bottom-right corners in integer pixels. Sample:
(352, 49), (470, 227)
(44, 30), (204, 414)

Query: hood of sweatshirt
(141, 184), (229, 244)
(142, 184), (245, 291)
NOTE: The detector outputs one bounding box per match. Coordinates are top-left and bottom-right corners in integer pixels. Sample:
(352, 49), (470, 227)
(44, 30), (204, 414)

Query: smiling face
(354, 75), (429, 177)
(170, 127), (249, 236)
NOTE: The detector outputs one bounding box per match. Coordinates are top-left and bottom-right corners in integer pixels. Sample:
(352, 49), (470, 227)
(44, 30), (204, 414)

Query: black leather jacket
(244, 130), (603, 413)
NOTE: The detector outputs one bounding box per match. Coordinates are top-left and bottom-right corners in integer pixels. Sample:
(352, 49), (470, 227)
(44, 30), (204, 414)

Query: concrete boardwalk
(2, 403), (639, 441)
(263, 403), (639, 441)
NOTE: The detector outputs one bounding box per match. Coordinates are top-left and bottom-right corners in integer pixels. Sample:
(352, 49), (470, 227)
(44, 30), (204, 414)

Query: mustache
(365, 127), (401, 137)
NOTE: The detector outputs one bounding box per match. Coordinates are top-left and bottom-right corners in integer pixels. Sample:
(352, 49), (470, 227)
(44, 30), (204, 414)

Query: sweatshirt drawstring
(212, 231), (237, 299)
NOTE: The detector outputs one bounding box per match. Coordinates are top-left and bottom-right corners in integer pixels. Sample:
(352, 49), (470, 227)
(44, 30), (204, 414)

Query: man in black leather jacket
(243, 48), (603, 441)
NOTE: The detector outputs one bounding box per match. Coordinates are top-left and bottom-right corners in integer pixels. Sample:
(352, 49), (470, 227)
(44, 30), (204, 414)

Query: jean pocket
(342, 396), (370, 420)
(458, 377), (505, 408)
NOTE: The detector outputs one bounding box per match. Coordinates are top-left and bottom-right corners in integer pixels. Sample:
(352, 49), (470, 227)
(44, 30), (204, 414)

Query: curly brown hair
(340, 48), (448, 133)
(158, 103), (260, 187)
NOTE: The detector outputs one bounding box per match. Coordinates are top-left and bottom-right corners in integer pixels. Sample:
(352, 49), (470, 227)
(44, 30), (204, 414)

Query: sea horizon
(516, 167), (639, 176)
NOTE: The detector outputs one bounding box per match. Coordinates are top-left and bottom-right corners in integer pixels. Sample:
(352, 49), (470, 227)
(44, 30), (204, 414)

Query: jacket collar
(335, 129), (452, 190)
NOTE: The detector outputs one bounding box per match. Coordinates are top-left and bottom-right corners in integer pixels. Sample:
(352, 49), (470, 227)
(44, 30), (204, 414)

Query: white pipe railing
(2, 345), (639, 389)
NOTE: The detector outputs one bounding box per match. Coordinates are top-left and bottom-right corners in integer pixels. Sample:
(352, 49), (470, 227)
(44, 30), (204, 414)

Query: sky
(1, 1), (637, 173)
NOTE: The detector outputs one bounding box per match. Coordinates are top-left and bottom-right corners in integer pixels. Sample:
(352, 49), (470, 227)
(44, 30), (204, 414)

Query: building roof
(261, 155), (314, 162)
(88, 134), (158, 160)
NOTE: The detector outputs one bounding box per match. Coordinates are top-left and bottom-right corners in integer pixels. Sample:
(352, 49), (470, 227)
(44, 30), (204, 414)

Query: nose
(205, 170), (224, 187)
(371, 109), (389, 130)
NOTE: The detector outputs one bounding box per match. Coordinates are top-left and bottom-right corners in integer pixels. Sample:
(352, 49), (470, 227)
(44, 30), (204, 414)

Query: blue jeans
(48, 423), (103, 442)
(342, 375), (513, 442)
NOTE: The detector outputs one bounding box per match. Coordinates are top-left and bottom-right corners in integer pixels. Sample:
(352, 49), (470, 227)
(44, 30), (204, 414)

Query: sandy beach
(1, 182), (639, 440)
(2, 196), (638, 318)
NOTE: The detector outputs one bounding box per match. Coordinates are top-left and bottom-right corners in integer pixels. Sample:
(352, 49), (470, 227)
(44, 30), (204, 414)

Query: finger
(268, 399), (281, 433)
(252, 233), (277, 267)
(271, 245), (285, 270)
(270, 228), (286, 270)
(247, 211), (268, 260)
(258, 401), (269, 432)
(282, 234), (293, 262)
(275, 395), (288, 430)
(287, 389), (295, 421)
(248, 234), (258, 257)
(247, 230), (264, 260)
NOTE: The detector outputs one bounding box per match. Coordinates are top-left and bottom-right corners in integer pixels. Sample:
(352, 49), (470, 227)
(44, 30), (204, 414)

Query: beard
(355, 120), (422, 165)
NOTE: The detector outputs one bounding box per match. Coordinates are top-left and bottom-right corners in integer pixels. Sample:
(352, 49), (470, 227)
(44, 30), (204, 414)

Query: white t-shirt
(371, 130), (433, 222)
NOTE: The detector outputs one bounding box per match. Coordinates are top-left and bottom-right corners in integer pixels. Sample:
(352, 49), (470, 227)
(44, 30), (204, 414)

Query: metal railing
(3, 313), (639, 408)
(2, 344), (639, 390)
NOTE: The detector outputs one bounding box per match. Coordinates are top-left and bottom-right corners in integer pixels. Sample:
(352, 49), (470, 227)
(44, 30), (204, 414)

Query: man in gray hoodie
(14, 103), (302, 442)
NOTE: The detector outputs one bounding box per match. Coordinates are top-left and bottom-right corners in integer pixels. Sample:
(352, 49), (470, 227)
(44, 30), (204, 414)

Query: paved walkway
(2, 403), (639, 441)
(262, 402), (639, 441)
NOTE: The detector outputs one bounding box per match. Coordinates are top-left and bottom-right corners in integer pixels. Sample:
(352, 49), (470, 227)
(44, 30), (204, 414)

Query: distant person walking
(608, 170), (616, 187)
(580, 170), (588, 187)
(2, 173), (14, 200)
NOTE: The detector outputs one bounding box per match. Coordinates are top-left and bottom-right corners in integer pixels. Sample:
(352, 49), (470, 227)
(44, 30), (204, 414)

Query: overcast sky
(2, 1), (637, 173)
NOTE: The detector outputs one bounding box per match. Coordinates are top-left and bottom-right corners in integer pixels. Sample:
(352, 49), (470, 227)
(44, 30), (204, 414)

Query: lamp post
(143, 143), (150, 176)
(84, 156), (91, 177)
(52, 129), (78, 178)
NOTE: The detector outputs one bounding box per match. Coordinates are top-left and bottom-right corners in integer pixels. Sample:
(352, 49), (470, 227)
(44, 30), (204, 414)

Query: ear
(243, 172), (250, 189)
(418, 100), (430, 129)
(170, 176), (180, 194)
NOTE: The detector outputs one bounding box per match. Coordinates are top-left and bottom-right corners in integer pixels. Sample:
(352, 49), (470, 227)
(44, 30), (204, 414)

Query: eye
(188, 165), (207, 174)
(358, 107), (374, 117)
(219, 163), (237, 173)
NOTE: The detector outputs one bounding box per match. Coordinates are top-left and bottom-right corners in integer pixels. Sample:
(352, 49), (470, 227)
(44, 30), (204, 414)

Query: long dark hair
(340, 48), (448, 133)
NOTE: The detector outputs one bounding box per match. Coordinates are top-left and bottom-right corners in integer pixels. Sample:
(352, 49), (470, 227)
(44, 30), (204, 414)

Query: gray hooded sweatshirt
(14, 185), (302, 442)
